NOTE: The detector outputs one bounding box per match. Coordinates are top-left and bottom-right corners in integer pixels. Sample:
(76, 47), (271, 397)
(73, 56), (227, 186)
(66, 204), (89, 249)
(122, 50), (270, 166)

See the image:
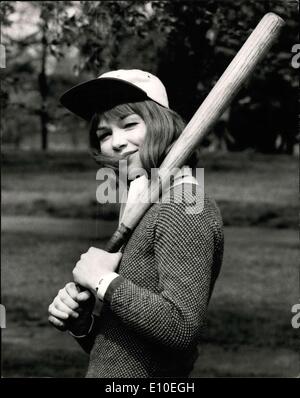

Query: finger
(54, 298), (79, 318)
(88, 246), (102, 253)
(58, 290), (79, 310)
(76, 290), (93, 302)
(48, 315), (67, 330)
(65, 282), (81, 299)
(49, 303), (70, 320)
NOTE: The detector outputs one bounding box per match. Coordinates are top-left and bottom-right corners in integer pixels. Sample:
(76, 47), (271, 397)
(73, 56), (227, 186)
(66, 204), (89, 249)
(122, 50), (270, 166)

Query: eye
(97, 131), (111, 142)
(124, 122), (138, 129)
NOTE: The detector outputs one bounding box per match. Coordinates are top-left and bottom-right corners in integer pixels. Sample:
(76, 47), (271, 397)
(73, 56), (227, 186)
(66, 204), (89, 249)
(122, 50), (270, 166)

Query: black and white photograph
(0, 0), (299, 382)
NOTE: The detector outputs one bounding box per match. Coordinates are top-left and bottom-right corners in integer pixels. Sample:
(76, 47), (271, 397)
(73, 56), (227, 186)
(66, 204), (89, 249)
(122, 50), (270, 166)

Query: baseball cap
(60, 69), (169, 121)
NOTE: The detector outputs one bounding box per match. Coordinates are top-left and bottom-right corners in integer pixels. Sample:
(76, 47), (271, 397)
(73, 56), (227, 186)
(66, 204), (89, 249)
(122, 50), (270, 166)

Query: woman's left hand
(72, 247), (122, 292)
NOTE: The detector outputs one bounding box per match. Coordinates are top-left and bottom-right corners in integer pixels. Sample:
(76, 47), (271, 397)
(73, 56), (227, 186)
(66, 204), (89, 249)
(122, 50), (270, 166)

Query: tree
(152, 0), (298, 152)
(58, 1), (165, 75)
(64, 0), (298, 153)
(1, 1), (73, 150)
(1, 1), (298, 153)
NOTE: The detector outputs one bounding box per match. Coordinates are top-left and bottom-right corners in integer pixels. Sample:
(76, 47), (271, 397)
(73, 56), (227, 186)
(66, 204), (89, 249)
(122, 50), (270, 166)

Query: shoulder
(156, 183), (223, 236)
(159, 183), (221, 221)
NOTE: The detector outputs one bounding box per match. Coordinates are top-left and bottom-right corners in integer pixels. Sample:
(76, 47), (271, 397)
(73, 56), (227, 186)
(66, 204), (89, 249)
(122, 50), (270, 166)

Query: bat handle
(104, 223), (132, 253)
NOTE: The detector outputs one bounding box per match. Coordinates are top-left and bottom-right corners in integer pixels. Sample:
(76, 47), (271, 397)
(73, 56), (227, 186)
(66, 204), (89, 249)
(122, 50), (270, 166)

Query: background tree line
(0, 0), (298, 153)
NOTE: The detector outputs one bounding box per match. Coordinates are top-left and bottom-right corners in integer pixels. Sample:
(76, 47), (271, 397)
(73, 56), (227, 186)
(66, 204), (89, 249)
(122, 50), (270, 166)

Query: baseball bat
(105, 12), (284, 253)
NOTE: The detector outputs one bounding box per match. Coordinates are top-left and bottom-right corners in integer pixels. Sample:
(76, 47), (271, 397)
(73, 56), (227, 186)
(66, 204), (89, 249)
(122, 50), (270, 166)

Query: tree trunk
(40, 104), (48, 151)
(38, 24), (49, 151)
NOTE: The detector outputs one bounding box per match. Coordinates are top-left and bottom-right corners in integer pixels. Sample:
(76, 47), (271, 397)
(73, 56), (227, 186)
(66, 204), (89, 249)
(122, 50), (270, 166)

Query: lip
(122, 150), (138, 158)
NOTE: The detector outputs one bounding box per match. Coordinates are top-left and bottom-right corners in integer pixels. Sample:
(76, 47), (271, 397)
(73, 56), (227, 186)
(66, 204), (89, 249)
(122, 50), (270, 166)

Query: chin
(128, 167), (146, 181)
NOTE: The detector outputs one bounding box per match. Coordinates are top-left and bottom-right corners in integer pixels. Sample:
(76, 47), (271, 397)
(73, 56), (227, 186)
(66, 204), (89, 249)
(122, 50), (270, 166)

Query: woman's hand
(72, 247), (122, 292)
(48, 282), (95, 335)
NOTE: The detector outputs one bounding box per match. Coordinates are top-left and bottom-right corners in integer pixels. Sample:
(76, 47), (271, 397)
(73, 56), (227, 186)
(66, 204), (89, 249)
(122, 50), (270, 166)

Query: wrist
(95, 272), (119, 301)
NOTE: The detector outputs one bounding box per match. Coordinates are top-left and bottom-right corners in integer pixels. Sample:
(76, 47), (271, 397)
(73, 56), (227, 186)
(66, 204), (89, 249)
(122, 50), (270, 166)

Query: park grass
(1, 150), (298, 227)
(1, 222), (298, 377)
(1, 150), (299, 377)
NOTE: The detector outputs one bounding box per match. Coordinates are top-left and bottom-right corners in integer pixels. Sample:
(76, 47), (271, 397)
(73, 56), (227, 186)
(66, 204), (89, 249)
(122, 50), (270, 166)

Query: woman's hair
(89, 99), (198, 176)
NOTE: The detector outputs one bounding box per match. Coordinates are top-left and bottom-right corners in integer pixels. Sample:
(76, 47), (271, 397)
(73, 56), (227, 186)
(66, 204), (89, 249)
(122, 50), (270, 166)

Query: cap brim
(60, 77), (148, 121)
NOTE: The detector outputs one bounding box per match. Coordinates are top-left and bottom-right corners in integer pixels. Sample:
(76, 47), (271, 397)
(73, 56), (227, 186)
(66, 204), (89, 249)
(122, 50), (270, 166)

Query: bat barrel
(106, 13), (285, 252)
(159, 13), (285, 172)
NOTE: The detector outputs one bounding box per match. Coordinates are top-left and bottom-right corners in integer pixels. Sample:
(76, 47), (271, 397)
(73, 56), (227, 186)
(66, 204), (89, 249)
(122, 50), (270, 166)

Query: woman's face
(97, 112), (147, 180)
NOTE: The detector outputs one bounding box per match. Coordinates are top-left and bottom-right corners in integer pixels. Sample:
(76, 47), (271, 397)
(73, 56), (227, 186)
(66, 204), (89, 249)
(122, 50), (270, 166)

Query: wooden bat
(105, 12), (284, 253)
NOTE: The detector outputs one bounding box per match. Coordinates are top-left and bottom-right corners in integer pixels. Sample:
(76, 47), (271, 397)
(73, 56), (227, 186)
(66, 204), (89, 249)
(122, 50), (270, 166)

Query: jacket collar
(119, 166), (198, 225)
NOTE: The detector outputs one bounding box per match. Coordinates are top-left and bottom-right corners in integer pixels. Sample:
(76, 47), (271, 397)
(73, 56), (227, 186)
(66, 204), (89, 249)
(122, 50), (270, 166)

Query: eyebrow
(97, 126), (110, 131)
(97, 114), (139, 133)
(96, 126), (110, 139)
(120, 113), (138, 120)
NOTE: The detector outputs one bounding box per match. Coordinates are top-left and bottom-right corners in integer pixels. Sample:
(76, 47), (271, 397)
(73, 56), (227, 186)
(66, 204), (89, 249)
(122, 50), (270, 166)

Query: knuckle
(66, 281), (76, 294)
(66, 282), (74, 290)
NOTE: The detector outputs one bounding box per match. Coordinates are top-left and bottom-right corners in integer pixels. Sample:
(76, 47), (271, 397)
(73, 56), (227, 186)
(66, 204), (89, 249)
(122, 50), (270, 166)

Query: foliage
(0, 1), (15, 26)
(153, 1), (298, 118)
(1, 0), (299, 153)
(57, 1), (166, 74)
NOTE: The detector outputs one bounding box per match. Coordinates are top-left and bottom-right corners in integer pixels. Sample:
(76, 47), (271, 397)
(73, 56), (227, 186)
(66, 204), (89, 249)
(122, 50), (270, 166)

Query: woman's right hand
(48, 282), (95, 336)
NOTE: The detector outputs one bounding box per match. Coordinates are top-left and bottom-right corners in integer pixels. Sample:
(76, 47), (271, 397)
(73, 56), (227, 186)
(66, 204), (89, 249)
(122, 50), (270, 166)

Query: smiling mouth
(122, 150), (138, 159)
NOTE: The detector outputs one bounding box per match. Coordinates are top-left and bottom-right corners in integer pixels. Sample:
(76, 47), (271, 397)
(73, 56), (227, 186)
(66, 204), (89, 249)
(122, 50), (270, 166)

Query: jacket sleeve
(105, 192), (219, 351)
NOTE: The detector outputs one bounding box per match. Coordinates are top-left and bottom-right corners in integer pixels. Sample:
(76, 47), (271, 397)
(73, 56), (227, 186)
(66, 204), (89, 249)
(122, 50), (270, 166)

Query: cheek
(129, 125), (147, 146)
(100, 139), (112, 155)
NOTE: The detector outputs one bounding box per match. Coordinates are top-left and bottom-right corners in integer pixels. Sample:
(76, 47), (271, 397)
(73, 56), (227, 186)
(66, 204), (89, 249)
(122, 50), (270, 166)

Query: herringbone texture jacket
(75, 183), (224, 378)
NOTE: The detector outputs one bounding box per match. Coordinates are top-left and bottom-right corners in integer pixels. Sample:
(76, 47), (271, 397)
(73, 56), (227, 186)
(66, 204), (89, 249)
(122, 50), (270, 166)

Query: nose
(111, 128), (127, 152)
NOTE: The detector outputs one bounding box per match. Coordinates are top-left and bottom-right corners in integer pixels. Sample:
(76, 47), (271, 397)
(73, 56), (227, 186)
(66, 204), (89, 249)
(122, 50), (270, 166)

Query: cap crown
(99, 69), (169, 108)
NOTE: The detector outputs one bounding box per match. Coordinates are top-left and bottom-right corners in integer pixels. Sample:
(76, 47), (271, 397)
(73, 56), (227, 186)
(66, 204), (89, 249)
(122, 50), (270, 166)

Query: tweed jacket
(74, 181), (224, 378)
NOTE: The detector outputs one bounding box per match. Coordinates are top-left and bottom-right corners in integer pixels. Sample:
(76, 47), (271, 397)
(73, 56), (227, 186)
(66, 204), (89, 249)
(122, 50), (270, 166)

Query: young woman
(48, 69), (224, 378)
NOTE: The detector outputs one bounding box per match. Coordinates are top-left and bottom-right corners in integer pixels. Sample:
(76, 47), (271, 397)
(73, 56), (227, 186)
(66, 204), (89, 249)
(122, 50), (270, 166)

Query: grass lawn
(2, 151), (298, 227)
(1, 218), (298, 378)
(1, 151), (298, 377)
